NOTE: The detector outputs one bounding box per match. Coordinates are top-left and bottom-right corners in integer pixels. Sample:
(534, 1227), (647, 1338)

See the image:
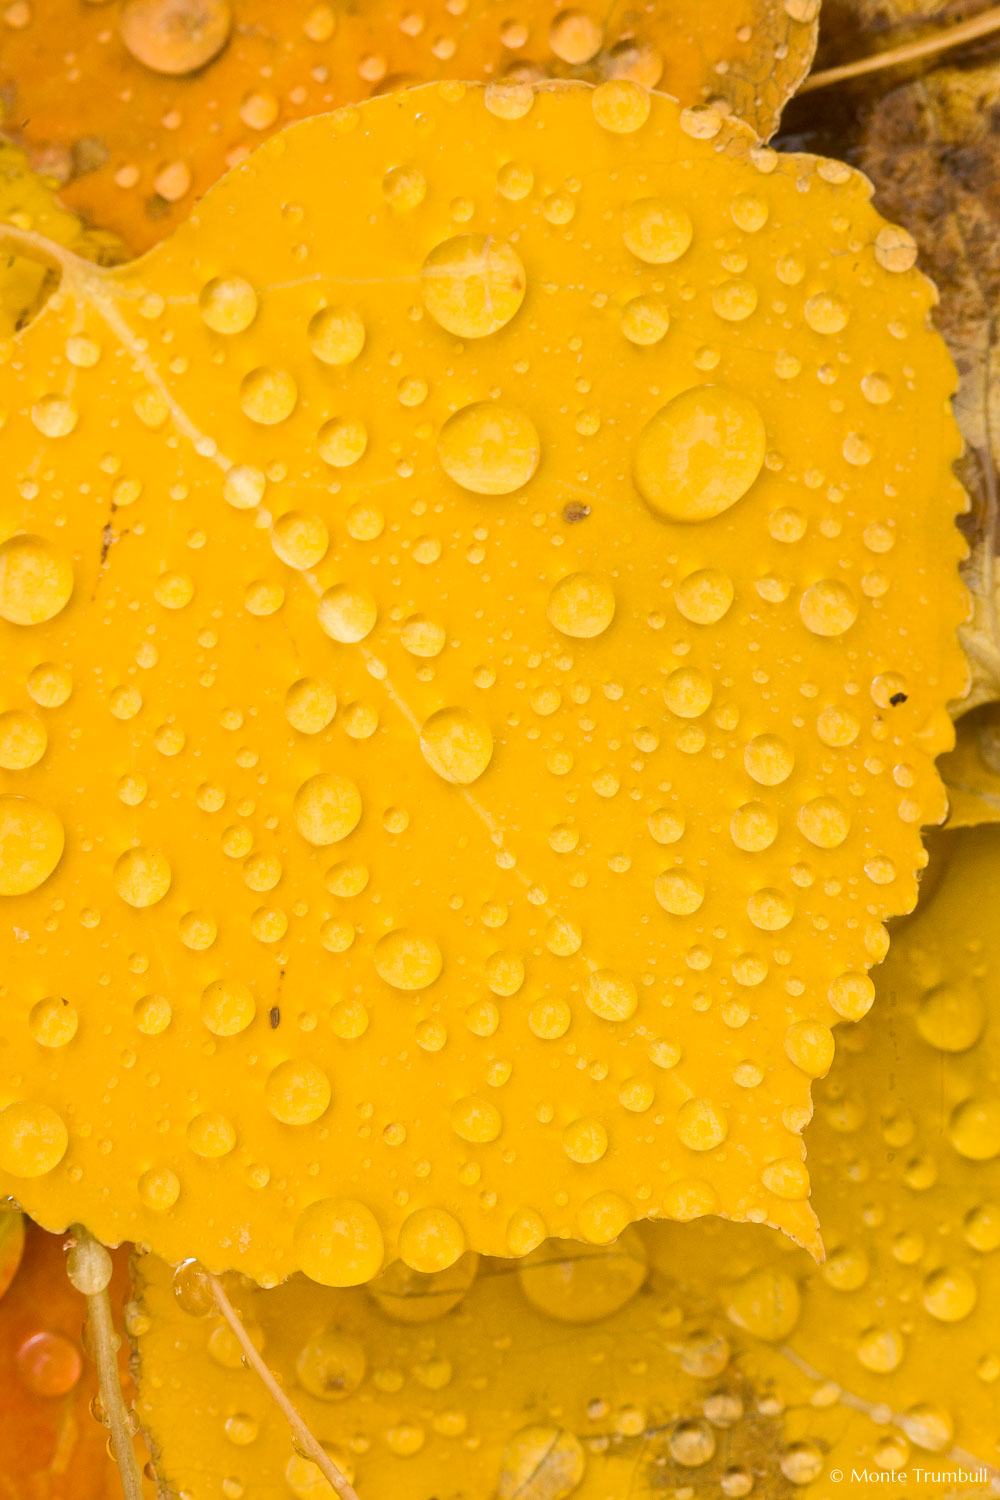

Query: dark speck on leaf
(889, 692), (908, 706)
(269, 1006), (280, 1029)
(562, 502), (590, 523)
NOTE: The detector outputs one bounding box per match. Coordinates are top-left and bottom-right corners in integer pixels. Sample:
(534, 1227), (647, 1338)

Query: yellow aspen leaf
(0, 140), (123, 338)
(0, 82), (967, 1281)
(1, 0), (818, 252)
(133, 826), (1000, 1496)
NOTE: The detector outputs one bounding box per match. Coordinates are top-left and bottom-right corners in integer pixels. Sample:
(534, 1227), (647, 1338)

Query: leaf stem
(0, 220), (90, 276)
(66, 1227), (145, 1500)
(802, 4), (1000, 91)
(207, 1274), (361, 1500)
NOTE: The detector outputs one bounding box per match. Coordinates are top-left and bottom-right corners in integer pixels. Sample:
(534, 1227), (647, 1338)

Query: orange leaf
(2, 0), (818, 251)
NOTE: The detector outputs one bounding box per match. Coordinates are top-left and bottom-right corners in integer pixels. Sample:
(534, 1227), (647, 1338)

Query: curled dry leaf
(133, 826), (1000, 1498)
(1, 0), (818, 251)
(0, 83), (968, 1280)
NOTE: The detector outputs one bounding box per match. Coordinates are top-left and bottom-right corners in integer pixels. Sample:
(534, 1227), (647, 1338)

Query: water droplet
(484, 81), (534, 120)
(223, 1412), (260, 1446)
(744, 735), (793, 785)
(0, 535), (74, 625)
(30, 394), (77, 438)
(712, 279), (757, 320)
(663, 667), (712, 718)
(680, 104), (722, 138)
(422, 234), (526, 338)
(948, 1097), (1000, 1161)
(563, 1117), (608, 1163)
(804, 292), (847, 334)
(669, 1419), (716, 1467)
(293, 774), (362, 846)
(240, 367), (297, 425)
(308, 305), (365, 366)
(546, 572), (615, 638)
(622, 198), (692, 264)
(382, 164), (426, 211)
(654, 869), (704, 915)
(199, 276), (257, 334)
(113, 847), (171, 907)
(621, 295), (670, 345)
(857, 1326), (904, 1373)
(784, 1020), (834, 1076)
(799, 579), (858, 636)
(368, 1251), (479, 1322)
(374, 928), (442, 990)
(317, 582), (377, 642)
(284, 678), (337, 734)
(585, 969), (637, 1022)
(875, 225), (918, 272)
(730, 802), (777, 851)
(317, 416), (368, 467)
(528, 998), (572, 1039)
(265, 1060), (331, 1124)
(199, 979), (255, 1037)
(648, 808), (684, 844)
(438, 401), (539, 494)
(634, 387), (765, 522)
(673, 568), (733, 623)
(296, 1328), (365, 1399)
(591, 80), (650, 133)
(748, 888), (793, 931)
(15, 1330), (82, 1396)
(797, 796), (850, 848)
(0, 710), (46, 770)
(916, 982), (984, 1052)
(450, 1095), (502, 1142)
(27, 996), (77, 1049)
(0, 796), (65, 894)
(398, 1207), (466, 1272)
(676, 1098), (727, 1150)
(780, 1442), (823, 1485)
(186, 1111), (236, 1158)
(138, 1164), (180, 1210)
(549, 8), (603, 61)
(293, 1199), (384, 1286)
(119, 0), (231, 74)
(271, 512), (329, 570)
(518, 1229), (647, 1323)
(0, 1100), (68, 1177)
(922, 1266), (977, 1322)
(420, 707), (493, 784)
(727, 1268), (800, 1340)
(731, 193), (769, 232)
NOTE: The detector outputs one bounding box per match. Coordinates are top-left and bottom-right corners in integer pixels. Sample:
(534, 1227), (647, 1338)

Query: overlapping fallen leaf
(0, 0), (819, 252)
(133, 824), (1000, 1497)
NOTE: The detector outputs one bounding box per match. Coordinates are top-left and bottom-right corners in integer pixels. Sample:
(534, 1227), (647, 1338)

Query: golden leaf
(0, 83), (967, 1281)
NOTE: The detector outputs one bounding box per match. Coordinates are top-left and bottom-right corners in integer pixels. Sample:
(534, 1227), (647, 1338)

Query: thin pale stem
(0, 220), (89, 277)
(207, 1274), (361, 1500)
(68, 1230), (145, 1500)
(802, 3), (1000, 90)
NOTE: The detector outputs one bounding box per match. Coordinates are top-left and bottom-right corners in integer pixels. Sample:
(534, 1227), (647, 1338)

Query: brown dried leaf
(782, 1), (1000, 717)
